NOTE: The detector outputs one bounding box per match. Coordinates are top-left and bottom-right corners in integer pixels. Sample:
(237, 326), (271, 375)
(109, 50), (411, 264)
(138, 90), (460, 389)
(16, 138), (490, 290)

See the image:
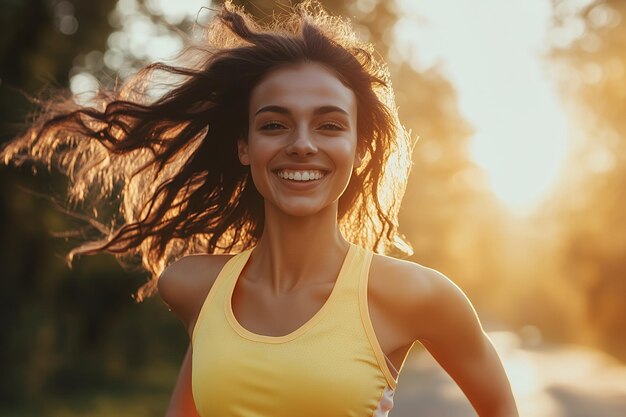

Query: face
(238, 62), (362, 218)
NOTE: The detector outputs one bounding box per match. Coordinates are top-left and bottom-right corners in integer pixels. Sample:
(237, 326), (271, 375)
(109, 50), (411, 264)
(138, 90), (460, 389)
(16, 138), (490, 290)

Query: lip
(272, 164), (330, 172)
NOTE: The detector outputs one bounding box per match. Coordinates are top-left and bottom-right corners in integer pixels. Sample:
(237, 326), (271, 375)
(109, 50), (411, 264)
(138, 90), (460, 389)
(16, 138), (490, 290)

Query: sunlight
(394, 0), (577, 215)
(405, 331), (626, 417)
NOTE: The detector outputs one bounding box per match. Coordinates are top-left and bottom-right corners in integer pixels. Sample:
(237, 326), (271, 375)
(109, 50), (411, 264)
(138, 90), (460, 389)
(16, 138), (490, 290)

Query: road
(391, 331), (626, 417)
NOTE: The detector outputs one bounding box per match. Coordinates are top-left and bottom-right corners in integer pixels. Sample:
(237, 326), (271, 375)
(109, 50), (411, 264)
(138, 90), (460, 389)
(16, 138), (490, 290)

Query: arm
(158, 256), (218, 417)
(164, 344), (201, 417)
(413, 268), (518, 417)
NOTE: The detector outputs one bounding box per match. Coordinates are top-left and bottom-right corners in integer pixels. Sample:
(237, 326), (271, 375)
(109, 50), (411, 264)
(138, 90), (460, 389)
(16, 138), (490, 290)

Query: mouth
(273, 169), (328, 182)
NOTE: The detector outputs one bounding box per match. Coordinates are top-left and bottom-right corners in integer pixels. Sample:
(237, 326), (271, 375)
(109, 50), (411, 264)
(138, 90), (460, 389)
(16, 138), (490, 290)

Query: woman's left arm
(408, 266), (519, 417)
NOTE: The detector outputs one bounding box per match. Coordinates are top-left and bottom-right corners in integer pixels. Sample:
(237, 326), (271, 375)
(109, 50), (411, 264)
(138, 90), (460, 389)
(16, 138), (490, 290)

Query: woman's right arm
(158, 255), (225, 417)
(165, 344), (201, 417)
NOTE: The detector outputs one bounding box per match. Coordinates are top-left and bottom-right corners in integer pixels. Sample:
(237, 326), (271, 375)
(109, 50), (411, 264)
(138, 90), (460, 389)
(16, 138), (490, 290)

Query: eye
(260, 121), (287, 130)
(318, 121), (345, 131)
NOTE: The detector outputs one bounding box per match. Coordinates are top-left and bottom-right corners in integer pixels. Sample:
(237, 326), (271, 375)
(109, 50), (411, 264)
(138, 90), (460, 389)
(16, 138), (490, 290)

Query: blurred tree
(0, 0), (184, 412)
(548, 0), (626, 359)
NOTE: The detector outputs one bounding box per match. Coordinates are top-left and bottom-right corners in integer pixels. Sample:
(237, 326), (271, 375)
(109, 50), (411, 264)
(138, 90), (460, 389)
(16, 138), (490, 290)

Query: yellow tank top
(191, 243), (406, 417)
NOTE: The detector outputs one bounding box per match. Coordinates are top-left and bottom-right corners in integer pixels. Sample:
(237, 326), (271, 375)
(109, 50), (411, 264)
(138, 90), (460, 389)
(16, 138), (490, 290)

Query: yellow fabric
(191, 243), (400, 417)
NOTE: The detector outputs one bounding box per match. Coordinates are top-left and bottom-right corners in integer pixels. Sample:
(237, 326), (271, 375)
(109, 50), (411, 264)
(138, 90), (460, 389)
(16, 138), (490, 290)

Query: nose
(285, 127), (317, 157)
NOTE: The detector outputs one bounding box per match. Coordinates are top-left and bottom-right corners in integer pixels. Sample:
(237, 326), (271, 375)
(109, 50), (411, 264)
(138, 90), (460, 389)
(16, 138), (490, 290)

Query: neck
(247, 202), (350, 295)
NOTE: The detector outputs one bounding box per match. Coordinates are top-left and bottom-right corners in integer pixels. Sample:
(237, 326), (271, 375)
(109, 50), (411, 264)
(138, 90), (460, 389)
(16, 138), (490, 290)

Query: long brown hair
(1, 0), (413, 300)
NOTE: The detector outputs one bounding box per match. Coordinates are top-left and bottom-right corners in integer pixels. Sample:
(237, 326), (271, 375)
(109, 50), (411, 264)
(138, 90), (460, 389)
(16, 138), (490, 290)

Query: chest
(230, 263), (413, 372)
(192, 302), (392, 417)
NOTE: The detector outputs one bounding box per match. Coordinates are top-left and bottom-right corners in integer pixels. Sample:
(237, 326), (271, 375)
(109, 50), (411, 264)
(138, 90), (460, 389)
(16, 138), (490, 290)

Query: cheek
(246, 140), (276, 187)
(332, 140), (359, 168)
(246, 138), (271, 164)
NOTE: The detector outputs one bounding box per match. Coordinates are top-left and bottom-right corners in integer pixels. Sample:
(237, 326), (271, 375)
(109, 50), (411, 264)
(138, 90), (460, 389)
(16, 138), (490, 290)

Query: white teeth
(276, 170), (326, 181)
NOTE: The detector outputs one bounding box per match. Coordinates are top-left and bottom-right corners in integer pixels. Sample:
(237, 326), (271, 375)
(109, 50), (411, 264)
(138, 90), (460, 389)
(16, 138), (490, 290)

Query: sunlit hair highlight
(1, 0), (413, 300)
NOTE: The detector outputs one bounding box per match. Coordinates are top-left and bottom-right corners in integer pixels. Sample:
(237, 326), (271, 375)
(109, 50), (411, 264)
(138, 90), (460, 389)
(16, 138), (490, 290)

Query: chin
(266, 198), (336, 218)
(278, 204), (327, 218)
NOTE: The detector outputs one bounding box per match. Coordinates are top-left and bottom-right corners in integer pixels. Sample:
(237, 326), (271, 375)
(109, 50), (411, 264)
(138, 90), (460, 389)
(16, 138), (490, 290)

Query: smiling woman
(0, 1), (518, 416)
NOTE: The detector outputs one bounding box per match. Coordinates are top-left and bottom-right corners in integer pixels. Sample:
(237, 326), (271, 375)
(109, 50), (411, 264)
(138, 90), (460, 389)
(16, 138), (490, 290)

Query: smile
(275, 169), (327, 182)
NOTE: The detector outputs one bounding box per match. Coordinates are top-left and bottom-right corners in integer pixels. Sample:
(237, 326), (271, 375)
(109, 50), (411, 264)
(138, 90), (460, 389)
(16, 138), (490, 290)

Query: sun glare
(395, 0), (578, 215)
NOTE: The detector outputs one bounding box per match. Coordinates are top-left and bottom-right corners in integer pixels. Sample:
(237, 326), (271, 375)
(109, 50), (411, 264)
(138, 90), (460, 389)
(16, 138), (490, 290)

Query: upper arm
(164, 344), (201, 417)
(159, 258), (221, 417)
(404, 265), (518, 416)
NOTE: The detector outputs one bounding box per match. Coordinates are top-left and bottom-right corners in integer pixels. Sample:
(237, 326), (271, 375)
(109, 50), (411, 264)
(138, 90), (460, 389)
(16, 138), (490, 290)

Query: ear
(237, 138), (250, 166)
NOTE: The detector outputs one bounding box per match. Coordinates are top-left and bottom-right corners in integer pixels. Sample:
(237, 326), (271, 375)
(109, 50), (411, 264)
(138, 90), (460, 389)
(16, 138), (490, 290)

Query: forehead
(249, 63), (356, 115)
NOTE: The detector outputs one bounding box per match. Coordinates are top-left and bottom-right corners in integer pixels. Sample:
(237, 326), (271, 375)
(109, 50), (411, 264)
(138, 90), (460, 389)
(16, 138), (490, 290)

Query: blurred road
(391, 331), (626, 417)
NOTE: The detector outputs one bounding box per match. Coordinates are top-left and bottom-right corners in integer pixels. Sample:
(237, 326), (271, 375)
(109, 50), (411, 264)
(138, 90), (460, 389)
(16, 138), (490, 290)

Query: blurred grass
(1, 368), (174, 417)
(1, 295), (186, 417)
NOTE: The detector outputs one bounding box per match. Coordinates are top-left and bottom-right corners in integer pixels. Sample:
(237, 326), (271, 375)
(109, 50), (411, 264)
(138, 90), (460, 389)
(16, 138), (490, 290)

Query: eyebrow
(254, 105), (349, 116)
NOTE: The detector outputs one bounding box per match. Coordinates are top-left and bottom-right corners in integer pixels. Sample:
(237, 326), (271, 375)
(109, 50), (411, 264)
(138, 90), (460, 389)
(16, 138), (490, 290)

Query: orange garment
(191, 243), (408, 416)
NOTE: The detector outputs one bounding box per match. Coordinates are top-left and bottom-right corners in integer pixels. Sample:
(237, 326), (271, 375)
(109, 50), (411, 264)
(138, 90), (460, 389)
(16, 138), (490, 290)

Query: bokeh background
(1, 0), (625, 416)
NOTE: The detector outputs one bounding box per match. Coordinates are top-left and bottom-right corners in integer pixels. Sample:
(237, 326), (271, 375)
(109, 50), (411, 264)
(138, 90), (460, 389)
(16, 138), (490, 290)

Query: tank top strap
(324, 244), (399, 387)
(227, 247), (255, 278)
(191, 248), (254, 344)
(332, 243), (370, 293)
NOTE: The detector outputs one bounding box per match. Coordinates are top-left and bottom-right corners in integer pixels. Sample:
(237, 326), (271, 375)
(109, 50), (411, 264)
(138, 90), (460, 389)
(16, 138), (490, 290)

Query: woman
(1, 1), (518, 416)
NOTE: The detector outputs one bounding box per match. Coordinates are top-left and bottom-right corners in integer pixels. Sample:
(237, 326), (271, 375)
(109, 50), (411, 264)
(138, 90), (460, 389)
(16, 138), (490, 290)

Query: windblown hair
(1, 0), (413, 300)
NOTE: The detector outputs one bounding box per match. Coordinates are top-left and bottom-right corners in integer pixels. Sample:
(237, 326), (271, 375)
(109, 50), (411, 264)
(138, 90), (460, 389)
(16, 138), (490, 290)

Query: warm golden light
(394, 0), (580, 215)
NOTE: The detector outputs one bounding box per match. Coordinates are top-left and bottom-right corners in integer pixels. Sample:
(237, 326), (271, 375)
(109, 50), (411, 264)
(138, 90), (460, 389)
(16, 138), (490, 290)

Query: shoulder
(371, 253), (480, 343)
(158, 253), (235, 334)
(370, 253), (448, 308)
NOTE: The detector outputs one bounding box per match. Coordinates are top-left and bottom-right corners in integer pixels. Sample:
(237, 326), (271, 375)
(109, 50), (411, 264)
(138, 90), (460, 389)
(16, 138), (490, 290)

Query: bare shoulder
(370, 253), (449, 307)
(371, 253), (479, 343)
(158, 252), (235, 335)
